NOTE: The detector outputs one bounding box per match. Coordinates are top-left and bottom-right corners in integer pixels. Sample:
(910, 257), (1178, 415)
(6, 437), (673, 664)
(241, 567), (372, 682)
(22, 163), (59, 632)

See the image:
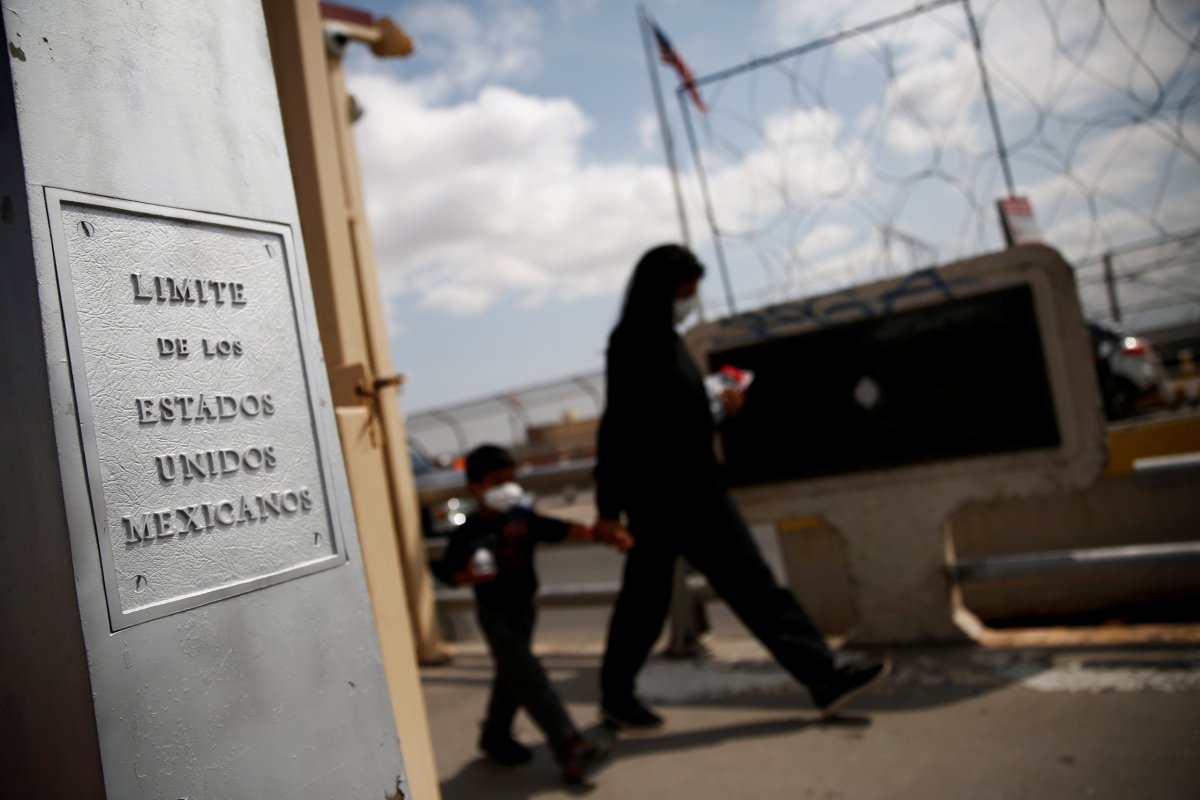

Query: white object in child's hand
(471, 547), (497, 576)
(705, 365), (755, 422)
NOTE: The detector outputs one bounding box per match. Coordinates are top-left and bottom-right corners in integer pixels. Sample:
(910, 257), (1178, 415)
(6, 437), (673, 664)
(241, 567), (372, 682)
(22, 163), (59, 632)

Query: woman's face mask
(482, 481), (527, 513)
(673, 295), (699, 325)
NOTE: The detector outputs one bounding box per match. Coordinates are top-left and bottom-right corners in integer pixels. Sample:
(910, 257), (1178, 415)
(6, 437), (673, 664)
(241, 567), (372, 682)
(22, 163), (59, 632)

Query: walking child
(436, 444), (633, 784)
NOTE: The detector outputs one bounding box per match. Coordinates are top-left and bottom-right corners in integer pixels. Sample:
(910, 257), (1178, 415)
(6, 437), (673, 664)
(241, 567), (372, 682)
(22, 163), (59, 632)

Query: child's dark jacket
(435, 507), (570, 611)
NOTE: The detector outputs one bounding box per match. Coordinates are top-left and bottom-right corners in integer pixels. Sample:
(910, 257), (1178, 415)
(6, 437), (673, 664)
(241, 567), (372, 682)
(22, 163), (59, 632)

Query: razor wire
(673, 0), (1200, 331)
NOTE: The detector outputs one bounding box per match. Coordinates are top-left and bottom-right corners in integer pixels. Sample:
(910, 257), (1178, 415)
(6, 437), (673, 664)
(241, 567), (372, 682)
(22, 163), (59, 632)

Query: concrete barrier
(769, 434), (1200, 634)
(950, 450), (1200, 622)
(686, 246), (1108, 644)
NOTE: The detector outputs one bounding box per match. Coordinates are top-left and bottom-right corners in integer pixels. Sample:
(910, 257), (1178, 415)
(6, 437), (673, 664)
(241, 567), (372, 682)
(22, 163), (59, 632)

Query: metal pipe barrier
(1134, 451), (1200, 478)
(953, 541), (1200, 583)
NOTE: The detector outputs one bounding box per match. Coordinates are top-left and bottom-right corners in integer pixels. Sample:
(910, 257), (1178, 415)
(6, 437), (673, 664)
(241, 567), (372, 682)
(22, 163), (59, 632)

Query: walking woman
(592, 244), (889, 731)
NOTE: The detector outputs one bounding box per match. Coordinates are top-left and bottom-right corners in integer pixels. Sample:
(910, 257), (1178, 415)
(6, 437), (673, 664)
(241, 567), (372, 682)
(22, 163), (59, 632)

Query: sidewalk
(421, 628), (1200, 799)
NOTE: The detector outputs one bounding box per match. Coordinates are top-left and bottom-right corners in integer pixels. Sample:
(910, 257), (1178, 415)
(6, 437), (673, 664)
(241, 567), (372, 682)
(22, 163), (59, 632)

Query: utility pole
(1103, 253), (1122, 323)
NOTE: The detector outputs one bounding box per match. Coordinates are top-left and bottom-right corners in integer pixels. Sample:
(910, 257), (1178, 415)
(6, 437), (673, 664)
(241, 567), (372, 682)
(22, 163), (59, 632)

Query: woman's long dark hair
(613, 244), (705, 336)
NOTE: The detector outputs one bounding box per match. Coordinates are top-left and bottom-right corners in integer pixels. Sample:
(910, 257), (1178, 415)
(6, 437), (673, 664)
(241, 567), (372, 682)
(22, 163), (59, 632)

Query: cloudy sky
(343, 0), (1199, 414)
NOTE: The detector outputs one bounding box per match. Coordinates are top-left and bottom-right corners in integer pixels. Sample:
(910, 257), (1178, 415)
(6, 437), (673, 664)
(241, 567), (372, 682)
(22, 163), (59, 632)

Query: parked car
(410, 447), (474, 537)
(1089, 323), (1167, 420)
(421, 494), (477, 537)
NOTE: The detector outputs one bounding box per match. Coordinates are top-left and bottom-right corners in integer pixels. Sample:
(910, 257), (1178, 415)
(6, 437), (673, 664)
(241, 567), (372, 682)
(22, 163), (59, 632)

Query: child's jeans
(477, 603), (578, 751)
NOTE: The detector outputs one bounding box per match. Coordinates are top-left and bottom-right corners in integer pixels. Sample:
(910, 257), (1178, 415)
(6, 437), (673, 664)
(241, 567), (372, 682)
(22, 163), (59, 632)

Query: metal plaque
(46, 190), (348, 630)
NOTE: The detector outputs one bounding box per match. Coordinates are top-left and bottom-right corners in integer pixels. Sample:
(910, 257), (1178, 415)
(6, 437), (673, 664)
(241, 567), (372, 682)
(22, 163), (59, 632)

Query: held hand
(454, 567), (497, 586)
(720, 386), (746, 418)
(592, 518), (635, 552)
(469, 567), (498, 585)
(599, 525), (634, 553)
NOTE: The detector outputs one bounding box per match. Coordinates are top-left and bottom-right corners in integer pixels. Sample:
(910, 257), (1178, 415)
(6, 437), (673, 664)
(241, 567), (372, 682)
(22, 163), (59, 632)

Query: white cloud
(878, 43), (987, 155)
(799, 223), (858, 256)
(349, 75), (873, 323)
(762, 0), (965, 65)
(763, 0), (922, 39)
(705, 106), (872, 232)
(1018, 117), (1200, 257)
(401, 1), (543, 100)
(758, 0), (979, 160)
(349, 0), (1197, 329)
(350, 73), (683, 320)
(979, 0), (1200, 115)
(760, 0), (1198, 155)
(549, 0), (601, 19)
(638, 112), (659, 152)
(712, 0), (1199, 291)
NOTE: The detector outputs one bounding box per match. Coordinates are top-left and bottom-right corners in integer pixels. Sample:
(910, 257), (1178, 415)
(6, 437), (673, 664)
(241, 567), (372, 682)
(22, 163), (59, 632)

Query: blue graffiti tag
(880, 269), (956, 314)
(710, 268), (982, 349)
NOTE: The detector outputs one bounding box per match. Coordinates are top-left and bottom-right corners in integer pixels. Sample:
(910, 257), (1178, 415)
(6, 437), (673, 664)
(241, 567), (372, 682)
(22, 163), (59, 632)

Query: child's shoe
(479, 730), (533, 766)
(556, 735), (611, 785)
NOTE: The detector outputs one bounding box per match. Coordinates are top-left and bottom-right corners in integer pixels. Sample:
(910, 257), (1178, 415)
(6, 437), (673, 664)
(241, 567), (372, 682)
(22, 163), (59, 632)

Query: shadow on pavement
(422, 646), (1055, 714)
(600, 714), (869, 760)
(438, 749), (598, 800)
(437, 717), (869, 800)
(659, 648), (1054, 714)
(429, 640), (1200, 799)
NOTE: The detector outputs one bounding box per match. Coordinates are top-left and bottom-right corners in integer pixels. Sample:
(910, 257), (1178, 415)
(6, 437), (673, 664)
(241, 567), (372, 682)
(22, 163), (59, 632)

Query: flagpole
(637, 4), (691, 248)
(677, 89), (736, 315)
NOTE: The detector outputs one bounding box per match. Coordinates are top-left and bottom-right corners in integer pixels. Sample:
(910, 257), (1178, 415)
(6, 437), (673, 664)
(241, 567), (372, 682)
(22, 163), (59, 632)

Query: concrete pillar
(0, 2), (408, 796)
(689, 247), (1107, 644)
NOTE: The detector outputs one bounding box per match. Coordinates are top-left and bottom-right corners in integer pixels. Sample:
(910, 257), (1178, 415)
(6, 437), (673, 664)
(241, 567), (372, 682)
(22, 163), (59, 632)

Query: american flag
(652, 23), (707, 114)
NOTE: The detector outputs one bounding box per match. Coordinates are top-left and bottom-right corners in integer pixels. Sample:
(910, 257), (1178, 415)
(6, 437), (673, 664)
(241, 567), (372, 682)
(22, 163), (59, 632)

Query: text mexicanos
(122, 487), (314, 543)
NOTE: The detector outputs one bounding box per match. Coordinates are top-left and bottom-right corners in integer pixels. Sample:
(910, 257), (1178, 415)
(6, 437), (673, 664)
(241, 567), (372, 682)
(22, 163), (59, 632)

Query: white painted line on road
(1017, 655), (1200, 694)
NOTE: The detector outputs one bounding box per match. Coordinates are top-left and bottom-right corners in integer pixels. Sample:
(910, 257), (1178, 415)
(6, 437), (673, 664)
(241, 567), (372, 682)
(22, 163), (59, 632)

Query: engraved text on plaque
(47, 190), (347, 629)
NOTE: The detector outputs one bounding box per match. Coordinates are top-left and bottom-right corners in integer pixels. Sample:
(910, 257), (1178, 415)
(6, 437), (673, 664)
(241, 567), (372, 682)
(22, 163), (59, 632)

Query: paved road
(421, 637), (1200, 799)
(425, 490), (1200, 798)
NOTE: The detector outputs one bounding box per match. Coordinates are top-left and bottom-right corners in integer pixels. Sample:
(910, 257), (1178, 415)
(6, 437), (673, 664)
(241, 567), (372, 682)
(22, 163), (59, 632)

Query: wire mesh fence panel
(1074, 227), (1200, 334)
(674, 0), (1199, 329)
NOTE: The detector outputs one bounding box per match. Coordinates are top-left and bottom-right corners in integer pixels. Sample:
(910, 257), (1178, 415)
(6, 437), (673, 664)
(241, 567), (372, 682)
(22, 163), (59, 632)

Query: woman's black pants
(600, 491), (836, 706)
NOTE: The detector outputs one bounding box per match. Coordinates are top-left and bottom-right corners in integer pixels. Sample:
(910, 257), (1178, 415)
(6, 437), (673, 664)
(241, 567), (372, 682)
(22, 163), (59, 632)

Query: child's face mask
(482, 481), (526, 513)
(673, 295), (698, 325)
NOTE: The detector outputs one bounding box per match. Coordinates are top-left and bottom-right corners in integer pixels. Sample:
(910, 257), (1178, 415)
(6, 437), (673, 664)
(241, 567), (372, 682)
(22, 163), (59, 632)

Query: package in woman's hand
(705, 365), (755, 422)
